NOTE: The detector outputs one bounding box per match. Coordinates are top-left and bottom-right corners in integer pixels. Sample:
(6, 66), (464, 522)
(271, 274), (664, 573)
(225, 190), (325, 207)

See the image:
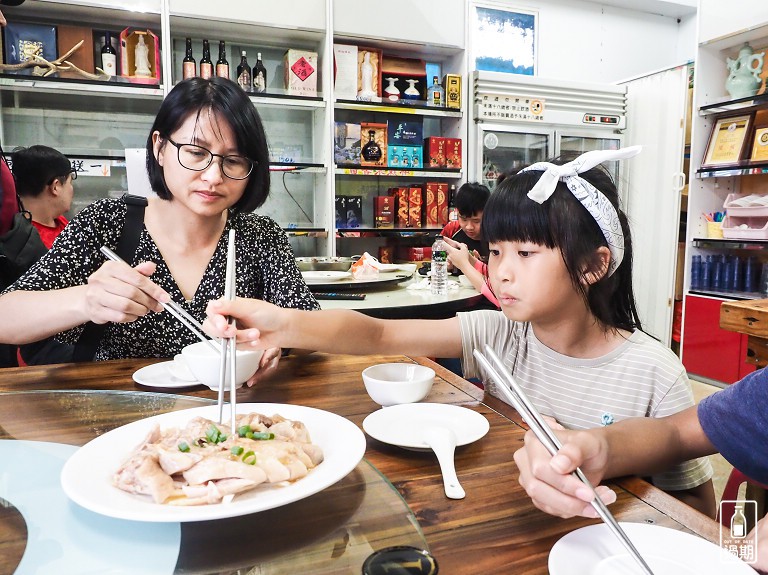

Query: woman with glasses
(11, 144), (75, 249)
(0, 77), (318, 376)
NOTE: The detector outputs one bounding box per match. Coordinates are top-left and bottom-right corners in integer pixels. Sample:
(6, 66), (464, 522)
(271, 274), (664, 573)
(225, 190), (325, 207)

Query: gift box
(3, 22), (57, 76)
(408, 187), (423, 228)
(357, 47), (382, 101)
(333, 44), (358, 99)
(392, 187), (409, 227)
(388, 120), (423, 168)
(424, 137), (446, 168)
(444, 73), (461, 109)
(437, 183), (449, 225)
(380, 55), (427, 103)
(388, 145), (422, 169)
(334, 122), (361, 166)
(378, 245), (394, 264)
(345, 195), (362, 228)
(335, 196), (347, 228)
(56, 25), (94, 79)
(425, 182), (440, 227)
(397, 246), (432, 262)
(374, 196), (394, 229)
(445, 138), (462, 169)
(284, 49), (318, 97)
(360, 122), (387, 167)
(120, 28), (160, 85)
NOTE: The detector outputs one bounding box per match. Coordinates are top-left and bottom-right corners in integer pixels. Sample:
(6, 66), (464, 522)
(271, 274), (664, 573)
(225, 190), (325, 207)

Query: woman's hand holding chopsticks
(84, 259), (170, 324)
(513, 427), (618, 519)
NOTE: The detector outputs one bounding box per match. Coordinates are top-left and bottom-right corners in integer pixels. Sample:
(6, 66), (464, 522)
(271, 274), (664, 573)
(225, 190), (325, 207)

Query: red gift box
(424, 137), (446, 168)
(408, 187), (423, 228)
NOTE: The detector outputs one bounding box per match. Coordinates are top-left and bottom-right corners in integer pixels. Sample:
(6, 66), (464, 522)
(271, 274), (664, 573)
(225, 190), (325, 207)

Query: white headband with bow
(518, 145), (642, 277)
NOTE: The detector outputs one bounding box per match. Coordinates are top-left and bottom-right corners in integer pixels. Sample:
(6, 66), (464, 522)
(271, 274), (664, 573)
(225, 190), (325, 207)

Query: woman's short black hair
(455, 181), (490, 217)
(12, 145), (71, 198)
(146, 76), (270, 212)
(482, 157), (641, 333)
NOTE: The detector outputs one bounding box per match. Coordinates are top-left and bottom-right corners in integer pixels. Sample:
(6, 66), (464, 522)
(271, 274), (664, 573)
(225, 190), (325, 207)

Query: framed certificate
(701, 113), (754, 168)
(750, 127), (768, 162)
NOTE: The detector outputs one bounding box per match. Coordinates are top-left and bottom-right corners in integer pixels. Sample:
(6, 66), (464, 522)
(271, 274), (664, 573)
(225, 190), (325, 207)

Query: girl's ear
(582, 246), (611, 285)
(152, 131), (165, 166)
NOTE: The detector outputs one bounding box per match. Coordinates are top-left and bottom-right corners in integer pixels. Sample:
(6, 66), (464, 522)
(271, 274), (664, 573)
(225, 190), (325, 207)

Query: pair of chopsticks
(99, 246), (219, 353)
(217, 230), (237, 435)
(473, 345), (656, 575)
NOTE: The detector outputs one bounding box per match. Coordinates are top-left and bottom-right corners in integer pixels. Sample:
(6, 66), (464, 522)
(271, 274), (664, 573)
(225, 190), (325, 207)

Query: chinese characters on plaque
(477, 93), (545, 122)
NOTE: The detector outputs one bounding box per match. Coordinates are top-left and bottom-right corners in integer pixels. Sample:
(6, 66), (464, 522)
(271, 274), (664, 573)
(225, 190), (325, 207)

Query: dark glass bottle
(361, 130), (382, 163)
(215, 40), (229, 78)
(101, 31), (117, 76)
(199, 39), (212, 79)
(182, 37), (195, 79)
(252, 52), (267, 93)
(448, 184), (458, 222)
(236, 51), (251, 92)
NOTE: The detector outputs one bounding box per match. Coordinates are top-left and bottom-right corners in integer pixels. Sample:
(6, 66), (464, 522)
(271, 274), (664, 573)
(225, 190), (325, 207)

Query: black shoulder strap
(72, 194), (148, 362)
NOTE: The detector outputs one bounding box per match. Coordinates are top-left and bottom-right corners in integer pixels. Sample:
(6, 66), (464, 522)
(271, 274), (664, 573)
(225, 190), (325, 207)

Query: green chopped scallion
(250, 432), (275, 441)
(178, 441), (190, 453)
(237, 425), (252, 437)
(242, 450), (257, 465)
(231, 445), (244, 456)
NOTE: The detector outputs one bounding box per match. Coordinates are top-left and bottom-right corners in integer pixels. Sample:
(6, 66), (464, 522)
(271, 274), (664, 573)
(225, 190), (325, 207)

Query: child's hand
(513, 428), (615, 518)
(443, 236), (476, 271)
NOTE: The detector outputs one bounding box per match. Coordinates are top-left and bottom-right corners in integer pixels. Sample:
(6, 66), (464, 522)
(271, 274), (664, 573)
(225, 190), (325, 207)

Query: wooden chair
(718, 468), (768, 533)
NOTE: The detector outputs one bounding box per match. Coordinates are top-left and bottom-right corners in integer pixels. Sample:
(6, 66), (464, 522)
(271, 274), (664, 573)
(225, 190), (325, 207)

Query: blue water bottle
(702, 255), (713, 290)
(746, 256), (759, 292)
(732, 256), (743, 292)
(690, 255), (702, 289)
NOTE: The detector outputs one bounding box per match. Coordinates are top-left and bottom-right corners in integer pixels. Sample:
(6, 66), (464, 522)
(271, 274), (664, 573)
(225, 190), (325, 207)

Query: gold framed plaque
(750, 127), (768, 162)
(701, 113), (753, 168)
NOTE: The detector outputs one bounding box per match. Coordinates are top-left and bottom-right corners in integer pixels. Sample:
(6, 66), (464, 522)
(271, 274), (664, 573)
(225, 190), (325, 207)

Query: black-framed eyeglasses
(165, 137), (254, 180)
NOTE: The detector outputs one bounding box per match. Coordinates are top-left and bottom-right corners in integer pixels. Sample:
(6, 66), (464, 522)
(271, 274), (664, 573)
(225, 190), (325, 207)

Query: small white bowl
(181, 341), (263, 391)
(458, 274), (473, 288)
(362, 363), (435, 407)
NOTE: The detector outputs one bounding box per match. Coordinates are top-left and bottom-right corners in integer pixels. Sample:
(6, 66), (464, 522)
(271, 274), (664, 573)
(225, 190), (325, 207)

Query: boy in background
(441, 182), (490, 262)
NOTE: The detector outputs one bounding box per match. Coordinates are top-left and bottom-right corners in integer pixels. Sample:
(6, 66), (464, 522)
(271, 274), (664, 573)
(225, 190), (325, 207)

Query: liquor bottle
(199, 39), (213, 79)
(252, 52), (267, 93)
(448, 184), (458, 222)
(361, 130), (382, 164)
(236, 51), (252, 91)
(182, 37), (196, 79)
(431, 236), (448, 295)
(215, 40), (229, 78)
(427, 76), (445, 107)
(101, 31), (117, 76)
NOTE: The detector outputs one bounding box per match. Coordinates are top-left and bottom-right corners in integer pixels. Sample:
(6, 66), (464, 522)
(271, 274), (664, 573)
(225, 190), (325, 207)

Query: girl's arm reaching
(204, 297), (464, 358)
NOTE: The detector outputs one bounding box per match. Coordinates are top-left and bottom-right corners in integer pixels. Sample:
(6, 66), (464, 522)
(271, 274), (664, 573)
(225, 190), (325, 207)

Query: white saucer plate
(362, 403), (489, 449)
(549, 522), (754, 574)
(132, 361), (203, 389)
(301, 271), (353, 283)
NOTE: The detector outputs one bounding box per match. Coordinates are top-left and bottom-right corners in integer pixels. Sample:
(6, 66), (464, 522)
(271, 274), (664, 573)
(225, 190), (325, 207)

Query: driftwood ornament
(0, 40), (110, 81)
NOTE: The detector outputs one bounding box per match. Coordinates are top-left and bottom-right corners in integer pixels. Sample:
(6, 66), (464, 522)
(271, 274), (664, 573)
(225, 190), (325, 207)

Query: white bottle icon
(731, 504), (747, 539)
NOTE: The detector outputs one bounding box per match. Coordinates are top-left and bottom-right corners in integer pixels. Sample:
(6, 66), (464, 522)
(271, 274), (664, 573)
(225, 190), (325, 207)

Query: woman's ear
(582, 246), (611, 285)
(152, 131), (165, 166)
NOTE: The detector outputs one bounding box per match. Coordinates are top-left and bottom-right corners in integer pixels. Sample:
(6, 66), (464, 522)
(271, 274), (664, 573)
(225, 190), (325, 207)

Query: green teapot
(726, 42), (765, 99)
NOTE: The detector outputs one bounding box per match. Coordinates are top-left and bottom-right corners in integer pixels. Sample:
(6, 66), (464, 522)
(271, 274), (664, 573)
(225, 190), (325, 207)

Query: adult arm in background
(443, 236), (499, 307)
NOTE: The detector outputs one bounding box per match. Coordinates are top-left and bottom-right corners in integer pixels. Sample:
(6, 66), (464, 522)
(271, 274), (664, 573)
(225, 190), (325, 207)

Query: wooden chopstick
(473, 345), (656, 575)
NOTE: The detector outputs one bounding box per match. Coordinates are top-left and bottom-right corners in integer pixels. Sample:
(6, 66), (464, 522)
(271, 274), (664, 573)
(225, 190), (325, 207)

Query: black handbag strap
(72, 194), (148, 362)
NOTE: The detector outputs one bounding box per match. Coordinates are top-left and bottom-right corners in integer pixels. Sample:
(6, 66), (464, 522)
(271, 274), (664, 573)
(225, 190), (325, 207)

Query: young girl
(0, 77), (318, 376)
(205, 146), (715, 515)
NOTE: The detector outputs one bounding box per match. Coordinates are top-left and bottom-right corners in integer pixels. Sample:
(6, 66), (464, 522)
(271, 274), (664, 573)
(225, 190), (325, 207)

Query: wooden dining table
(0, 352), (721, 574)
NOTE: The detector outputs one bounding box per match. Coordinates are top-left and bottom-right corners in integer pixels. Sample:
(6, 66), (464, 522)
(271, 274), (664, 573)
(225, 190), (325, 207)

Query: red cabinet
(681, 294), (755, 384)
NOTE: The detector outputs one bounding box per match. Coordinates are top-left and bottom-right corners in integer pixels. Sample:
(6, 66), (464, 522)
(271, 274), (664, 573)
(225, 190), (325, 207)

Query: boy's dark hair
(146, 76), (271, 212)
(455, 182), (490, 217)
(11, 145), (71, 198)
(482, 156), (641, 333)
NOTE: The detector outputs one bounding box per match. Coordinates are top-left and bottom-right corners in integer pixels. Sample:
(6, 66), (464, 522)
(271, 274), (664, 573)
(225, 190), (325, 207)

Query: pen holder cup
(707, 221), (724, 239)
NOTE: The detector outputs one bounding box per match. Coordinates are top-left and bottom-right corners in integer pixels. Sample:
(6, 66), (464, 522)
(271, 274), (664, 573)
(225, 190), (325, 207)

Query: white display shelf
(334, 167), (462, 178)
(0, 76), (164, 99)
(335, 100), (462, 118)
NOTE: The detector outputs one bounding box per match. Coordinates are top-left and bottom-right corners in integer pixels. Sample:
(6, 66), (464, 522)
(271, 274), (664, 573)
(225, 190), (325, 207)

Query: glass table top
(0, 390), (428, 574)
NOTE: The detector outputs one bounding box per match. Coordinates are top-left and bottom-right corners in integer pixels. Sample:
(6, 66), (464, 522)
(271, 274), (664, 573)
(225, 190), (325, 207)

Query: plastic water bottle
(431, 235), (448, 296)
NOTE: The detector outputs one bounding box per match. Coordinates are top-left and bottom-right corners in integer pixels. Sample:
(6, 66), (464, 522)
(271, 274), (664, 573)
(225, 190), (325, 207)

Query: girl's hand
(84, 260), (169, 324)
(513, 428), (615, 518)
(204, 297), (286, 349)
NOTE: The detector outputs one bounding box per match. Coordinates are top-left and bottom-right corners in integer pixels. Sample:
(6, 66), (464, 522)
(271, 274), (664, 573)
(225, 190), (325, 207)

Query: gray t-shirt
(459, 310), (713, 491)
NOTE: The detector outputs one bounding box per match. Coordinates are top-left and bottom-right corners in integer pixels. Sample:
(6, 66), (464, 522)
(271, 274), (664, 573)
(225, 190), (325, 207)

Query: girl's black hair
(146, 76), (270, 212)
(482, 159), (642, 333)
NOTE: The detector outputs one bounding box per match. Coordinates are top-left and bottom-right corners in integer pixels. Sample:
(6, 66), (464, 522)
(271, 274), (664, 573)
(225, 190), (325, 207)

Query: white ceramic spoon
(423, 426), (465, 499)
